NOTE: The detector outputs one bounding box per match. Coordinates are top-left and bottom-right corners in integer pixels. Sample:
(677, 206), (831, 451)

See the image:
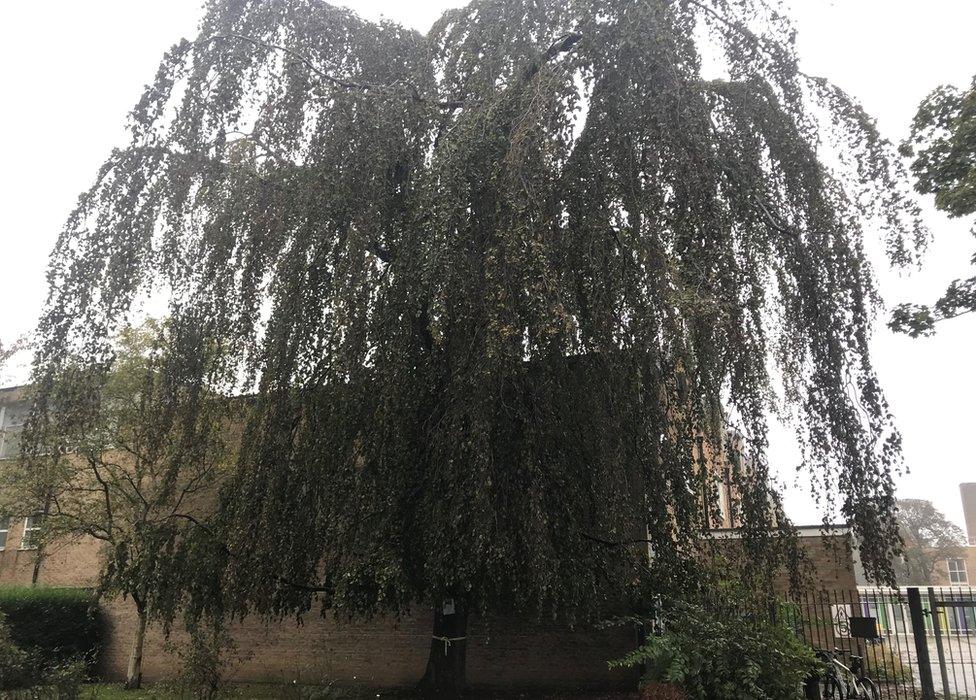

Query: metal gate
(923, 587), (976, 699)
(790, 587), (976, 699)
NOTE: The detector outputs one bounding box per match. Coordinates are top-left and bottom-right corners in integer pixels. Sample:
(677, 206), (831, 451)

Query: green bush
(610, 586), (819, 700)
(0, 587), (104, 677)
(174, 629), (226, 700)
(0, 611), (32, 690)
(0, 610), (86, 696)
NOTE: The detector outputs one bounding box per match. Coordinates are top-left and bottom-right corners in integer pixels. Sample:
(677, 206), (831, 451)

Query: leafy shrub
(610, 586), (819, 700)
(178, 632), (223, 700)
(40, 656), (87, 699)
(0, 587), (103, 677)
(0, 610), (85, 697)
(864, 642), (912, 683)
(168, 623), (249, 700)
(0, 611), (31, 690)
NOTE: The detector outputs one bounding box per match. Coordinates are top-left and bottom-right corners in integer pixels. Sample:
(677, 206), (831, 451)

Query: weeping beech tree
(30, 0), (925, 692)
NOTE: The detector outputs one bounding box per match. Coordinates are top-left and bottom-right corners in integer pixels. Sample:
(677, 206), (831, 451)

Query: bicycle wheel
(861, 678), (880, 700)
(813, 676), (847, 699)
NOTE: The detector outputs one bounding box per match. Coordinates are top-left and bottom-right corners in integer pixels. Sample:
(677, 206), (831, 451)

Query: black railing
(786, 587), (976, 699)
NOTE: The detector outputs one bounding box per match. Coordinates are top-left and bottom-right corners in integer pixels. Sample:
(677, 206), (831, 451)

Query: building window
(0, 404), (24, 461)
(0, 428), (21, 460)
(0, 517), (8, 550)
(947, 558), (969, 585)
(20, 514), (42, 550)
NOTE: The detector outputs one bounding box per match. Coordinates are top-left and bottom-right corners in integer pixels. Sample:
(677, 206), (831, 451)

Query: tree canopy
(30, 0), (926, 630)
(892, 73), (976, 336)
(5, 320), (230, 687)
(894, 498), (967, 585)
(0, 336), (27, 382)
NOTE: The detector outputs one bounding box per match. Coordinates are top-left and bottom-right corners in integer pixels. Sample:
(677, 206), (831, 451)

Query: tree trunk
(417, 599), (468, 697)
(125, 601), (148, 690)
(30, 494), (52, 587)
(29, 548), (43, 587)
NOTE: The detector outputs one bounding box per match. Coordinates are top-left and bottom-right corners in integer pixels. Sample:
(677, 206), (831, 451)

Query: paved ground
(929, 635), (976, 699)
(884, 635), (976, 698)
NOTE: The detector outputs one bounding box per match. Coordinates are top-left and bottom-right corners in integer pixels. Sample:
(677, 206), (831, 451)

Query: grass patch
(81, 682), (365, 699)
(81, 685), (172, 700)
(81, 683), (640, 699)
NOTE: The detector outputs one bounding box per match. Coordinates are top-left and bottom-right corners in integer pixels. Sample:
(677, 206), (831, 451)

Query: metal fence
(787, 587), (976, 699)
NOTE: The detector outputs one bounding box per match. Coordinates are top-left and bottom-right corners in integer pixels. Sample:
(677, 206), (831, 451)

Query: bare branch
(87, 457), (115, 538)
(543, 32), (584, 62)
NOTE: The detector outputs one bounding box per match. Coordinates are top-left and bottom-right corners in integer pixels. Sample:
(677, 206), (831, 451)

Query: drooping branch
(208, 33), (371, 91)
(206, 33), (467, 110)
(207, 29), (584, 111)
(166, 513), (332, 594)
(543, 32), (583, 61)
(523, 32), (584, 81)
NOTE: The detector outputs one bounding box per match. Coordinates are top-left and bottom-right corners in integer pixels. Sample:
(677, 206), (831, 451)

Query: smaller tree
(892, 74), (976, 336)
(0, 339), (19, 367)
(0, 336), (27, 382)
(894, 498), (966, 585)
(2, 319), (231, 689)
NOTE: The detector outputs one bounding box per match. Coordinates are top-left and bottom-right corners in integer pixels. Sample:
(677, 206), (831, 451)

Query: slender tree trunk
(417, 599), (469, 697)
(30, 494), (53, 587)
(29, 548), (44, 587)
(125, 599), (148, 690)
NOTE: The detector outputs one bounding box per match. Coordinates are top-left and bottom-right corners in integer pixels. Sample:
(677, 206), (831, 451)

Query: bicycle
(806, 648), (880, 700)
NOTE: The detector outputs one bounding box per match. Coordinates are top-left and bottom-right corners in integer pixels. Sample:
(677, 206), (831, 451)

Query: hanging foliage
(31, 0), (924, 633)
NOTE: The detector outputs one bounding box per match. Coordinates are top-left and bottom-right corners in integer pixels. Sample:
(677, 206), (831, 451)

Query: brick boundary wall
(1, 518), (857, 691)
(100, 598), (636, 690)
(98, 531), (855, 689)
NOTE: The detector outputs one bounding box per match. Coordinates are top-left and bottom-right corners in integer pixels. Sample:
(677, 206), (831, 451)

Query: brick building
(0, 384), (858, 690)
(963, 483), (976, 547)
(926, 484), (976, 587)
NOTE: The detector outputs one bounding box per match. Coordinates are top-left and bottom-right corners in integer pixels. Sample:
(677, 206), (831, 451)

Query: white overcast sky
(0, 1), (973, 531)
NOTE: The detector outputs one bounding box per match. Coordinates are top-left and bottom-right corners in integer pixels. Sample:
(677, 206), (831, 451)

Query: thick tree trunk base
(417, 600), (468, 698)
(125, 603), (148, 690)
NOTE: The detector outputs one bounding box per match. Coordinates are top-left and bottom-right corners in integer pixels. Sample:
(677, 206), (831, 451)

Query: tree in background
(894, 498), (967, 585)
(5, 319), (230, 689)
(892, 74), (976, 336)
(30, 0), (926, 693)
(0, 340), (20, 367)
(0, 336), (27, 379)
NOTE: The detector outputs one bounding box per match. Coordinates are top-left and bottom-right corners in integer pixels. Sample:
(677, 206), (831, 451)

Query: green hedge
(0, 587), (104, 675)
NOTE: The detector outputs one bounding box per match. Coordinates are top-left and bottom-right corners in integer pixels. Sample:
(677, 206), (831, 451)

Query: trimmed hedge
(0, 587), (104, 675)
